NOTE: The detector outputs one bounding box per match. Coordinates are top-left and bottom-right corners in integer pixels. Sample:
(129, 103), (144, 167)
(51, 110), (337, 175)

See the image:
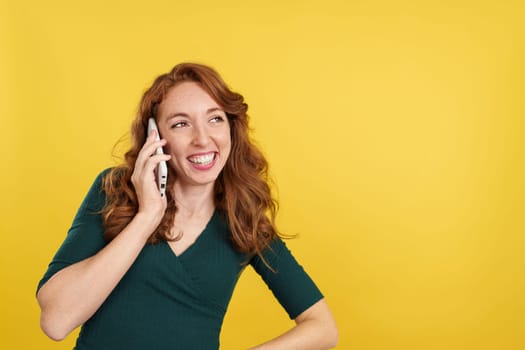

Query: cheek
(164, 138), (183, 156)
(164, 145), (175, 158)
(222, 128), (232, 146)
(221, 134), (232, 154)
(212, 128), (231, 149)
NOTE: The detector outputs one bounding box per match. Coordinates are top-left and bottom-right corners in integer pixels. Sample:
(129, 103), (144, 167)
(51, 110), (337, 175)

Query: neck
(172, 182), (215, 219)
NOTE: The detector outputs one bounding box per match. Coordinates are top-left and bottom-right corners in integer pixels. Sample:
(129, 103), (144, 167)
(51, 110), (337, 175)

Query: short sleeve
(37, 169), (110, 292)
(250, 238), (324, 320)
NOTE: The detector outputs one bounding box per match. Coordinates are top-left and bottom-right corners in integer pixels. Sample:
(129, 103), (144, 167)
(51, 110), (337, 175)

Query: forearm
(37, 213), (156, 340)
(249, 299), (338, 350)
(249, 320), (337, 350)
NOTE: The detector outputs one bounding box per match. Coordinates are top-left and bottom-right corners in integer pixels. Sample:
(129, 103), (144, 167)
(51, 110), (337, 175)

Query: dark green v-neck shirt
(38, 170), (323, 350)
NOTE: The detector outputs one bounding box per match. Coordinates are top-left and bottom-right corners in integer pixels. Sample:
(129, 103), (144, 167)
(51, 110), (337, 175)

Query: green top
(38, 170), (323, 350)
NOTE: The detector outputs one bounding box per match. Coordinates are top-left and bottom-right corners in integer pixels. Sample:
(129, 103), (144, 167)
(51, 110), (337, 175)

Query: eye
(170, 121), (188, 129)
(209, 115), (225, 123)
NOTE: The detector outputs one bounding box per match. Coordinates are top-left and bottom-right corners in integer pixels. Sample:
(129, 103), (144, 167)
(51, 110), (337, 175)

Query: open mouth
(188, 153), (216, 166)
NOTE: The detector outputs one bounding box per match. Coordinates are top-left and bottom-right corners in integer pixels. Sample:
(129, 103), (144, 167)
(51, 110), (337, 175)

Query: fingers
(129, 130), (172, 220)
(135, 131), (166, 166)
(131, 130), (171, 191)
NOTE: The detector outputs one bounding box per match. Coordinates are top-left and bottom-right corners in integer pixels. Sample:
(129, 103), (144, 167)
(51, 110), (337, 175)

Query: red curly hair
(101, 63), (280, 257)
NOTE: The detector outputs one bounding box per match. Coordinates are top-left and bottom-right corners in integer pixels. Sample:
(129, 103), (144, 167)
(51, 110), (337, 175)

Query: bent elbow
(324, 320), (339, 349)
(325, 325), (339, 349)
(37, 289), (74, 341)
(39, 311), (72, 341)
(328, 325), (339, 348)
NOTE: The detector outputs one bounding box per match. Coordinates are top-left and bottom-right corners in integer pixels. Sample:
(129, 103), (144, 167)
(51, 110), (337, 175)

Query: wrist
(132, 212), (163, 240)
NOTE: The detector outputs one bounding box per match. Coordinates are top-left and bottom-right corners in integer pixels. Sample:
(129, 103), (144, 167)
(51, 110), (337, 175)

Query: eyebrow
(165, 107), (225, 121)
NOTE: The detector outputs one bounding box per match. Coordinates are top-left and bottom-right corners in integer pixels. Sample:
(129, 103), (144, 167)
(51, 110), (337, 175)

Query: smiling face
(156, 82), (231, 189)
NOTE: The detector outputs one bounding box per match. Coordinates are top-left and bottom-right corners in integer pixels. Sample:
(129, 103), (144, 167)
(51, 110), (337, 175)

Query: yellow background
(1, 0), (524, 349)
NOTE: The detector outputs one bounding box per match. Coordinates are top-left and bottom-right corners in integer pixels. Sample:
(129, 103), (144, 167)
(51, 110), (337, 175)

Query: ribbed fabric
(37, 170), (323, 350)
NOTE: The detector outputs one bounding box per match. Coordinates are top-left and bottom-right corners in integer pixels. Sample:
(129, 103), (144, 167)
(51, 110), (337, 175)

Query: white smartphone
(147, 118), (168, 197)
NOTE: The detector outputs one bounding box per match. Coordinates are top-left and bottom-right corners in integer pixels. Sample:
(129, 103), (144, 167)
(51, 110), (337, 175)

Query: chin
(187, 175), (221, 187)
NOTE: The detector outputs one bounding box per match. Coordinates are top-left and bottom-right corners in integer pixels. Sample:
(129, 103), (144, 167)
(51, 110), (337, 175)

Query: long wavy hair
(101, 63), (280, 257)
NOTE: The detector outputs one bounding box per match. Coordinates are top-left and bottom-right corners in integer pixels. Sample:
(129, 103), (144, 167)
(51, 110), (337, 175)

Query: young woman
(37, 63), (338, 349)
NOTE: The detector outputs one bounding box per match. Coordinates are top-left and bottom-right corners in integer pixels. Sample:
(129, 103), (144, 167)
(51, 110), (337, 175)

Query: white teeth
(189, 153), (215, 165)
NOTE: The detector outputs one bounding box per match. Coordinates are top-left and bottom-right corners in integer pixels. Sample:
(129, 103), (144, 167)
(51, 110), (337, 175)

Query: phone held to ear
(147, 118), (168, 197)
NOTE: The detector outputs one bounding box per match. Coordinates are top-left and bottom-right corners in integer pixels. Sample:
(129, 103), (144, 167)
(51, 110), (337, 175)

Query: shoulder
(94, 166), (131, 194)
(263, 237), (290, 257)
(97, 166), (126, 185)
(79, 167), (114, 212)
(90, 167), (114, 195)
(95, 167), (113, 186)
(250, 237), (293, 270)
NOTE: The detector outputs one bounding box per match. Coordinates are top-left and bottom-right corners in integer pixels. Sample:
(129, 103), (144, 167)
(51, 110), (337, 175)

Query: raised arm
(249, 298), (338, 349)
(37, 132), (170, 341)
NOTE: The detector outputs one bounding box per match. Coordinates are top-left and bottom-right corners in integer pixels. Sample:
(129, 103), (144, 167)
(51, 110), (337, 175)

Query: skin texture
(37, 134), (171, 340)
(156, 82), (232, 255)
(157, 82), (232, 190)
(37, 82), (338, 348)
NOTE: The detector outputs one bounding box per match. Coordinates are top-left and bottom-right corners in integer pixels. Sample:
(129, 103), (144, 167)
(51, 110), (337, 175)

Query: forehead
(157, 82), (221, 118)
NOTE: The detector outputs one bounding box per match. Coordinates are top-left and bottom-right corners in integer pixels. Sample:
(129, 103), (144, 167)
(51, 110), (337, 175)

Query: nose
(191, 124), (210, 146)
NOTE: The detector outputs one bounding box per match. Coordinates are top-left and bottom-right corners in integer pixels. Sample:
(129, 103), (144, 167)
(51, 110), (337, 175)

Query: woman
(37, 63), (338, 349)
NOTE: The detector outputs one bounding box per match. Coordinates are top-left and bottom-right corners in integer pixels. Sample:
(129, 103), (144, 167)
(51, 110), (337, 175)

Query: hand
(131, 130), (171, 223)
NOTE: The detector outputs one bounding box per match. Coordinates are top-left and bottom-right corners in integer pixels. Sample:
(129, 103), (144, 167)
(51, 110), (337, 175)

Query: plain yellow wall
(2, 0), (524, 349)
